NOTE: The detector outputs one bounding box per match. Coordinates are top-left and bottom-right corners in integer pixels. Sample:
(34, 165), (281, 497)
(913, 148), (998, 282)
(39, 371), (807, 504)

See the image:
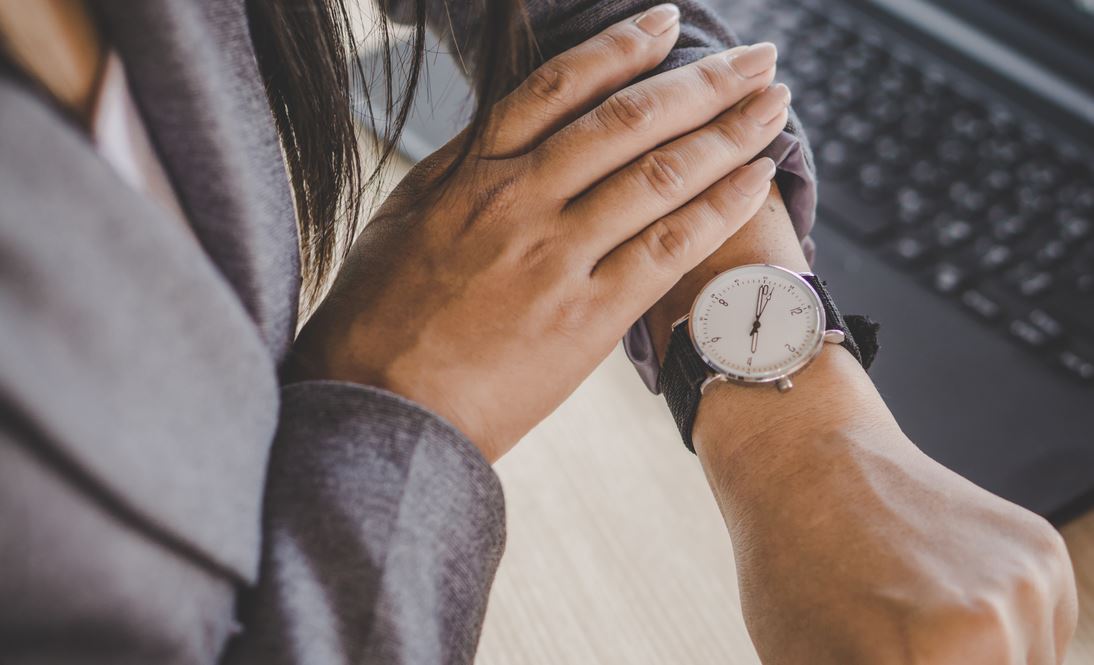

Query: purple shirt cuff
(623, 129), (819, 393)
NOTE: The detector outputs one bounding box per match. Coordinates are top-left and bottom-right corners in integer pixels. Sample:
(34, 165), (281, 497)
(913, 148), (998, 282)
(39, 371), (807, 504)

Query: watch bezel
(687, 264), (828, 386)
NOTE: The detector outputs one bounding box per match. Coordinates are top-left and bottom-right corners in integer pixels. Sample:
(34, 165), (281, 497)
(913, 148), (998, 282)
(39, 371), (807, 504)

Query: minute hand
(757, 284), (773, 318)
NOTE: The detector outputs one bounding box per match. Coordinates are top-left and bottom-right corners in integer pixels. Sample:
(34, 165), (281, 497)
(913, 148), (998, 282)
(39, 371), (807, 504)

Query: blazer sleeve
(223, 382), (505, 664)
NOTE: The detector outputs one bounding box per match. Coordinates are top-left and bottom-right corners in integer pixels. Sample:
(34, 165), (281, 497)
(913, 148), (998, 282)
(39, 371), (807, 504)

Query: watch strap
(803, 273), (873, 367)
(660, 323), (712, 454)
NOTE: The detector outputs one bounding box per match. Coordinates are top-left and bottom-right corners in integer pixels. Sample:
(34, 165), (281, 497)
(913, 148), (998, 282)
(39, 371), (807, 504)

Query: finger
(567, 83), (790, 257)
(1052, 547), (1079, 663)
(479, 4), (682, 158)
(591, 157), (776, 324)
(533, 42), (778, 198)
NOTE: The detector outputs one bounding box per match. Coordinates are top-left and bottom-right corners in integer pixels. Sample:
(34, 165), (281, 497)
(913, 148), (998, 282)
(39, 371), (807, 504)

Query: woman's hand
(696, 350), (1079, 664)
(288, 5), (792, 461)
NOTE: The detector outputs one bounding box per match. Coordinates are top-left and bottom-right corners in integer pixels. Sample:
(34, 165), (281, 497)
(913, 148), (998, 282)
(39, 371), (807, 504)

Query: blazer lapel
(94, 0), (301, 362)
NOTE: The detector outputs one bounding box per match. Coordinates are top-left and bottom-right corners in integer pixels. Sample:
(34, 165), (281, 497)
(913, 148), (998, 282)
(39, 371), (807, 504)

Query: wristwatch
(658, 264), (880, 453)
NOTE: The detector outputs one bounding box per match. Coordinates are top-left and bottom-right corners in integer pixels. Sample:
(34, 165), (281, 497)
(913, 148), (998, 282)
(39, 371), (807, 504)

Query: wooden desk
(476, 346), (1094, 664)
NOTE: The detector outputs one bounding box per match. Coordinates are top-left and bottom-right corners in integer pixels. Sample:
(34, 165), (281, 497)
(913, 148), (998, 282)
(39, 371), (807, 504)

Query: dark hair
(246, 0), (537, 309)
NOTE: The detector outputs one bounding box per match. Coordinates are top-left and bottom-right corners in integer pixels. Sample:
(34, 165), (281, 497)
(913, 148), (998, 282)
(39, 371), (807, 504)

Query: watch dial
(691, 265), (826, 382)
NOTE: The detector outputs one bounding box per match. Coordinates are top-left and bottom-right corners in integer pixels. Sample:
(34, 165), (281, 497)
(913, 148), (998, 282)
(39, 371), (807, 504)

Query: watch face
(690, 265), (827, 383)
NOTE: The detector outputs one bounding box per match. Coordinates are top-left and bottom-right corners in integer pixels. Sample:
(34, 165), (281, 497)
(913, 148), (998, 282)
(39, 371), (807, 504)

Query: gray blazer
(0, 1), (811, 663)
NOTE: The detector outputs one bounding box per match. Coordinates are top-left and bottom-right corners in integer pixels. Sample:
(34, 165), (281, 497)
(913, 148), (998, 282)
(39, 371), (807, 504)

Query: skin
(5, 2), (1079, 663)
(0, 0), (104, 123)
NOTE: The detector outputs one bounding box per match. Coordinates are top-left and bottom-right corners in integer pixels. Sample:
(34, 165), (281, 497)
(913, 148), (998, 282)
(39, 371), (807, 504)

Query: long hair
(246, 0), (538, 309)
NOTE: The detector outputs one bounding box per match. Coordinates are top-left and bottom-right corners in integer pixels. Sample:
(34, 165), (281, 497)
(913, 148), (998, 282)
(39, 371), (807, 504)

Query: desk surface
(476, 346), (1094, 665)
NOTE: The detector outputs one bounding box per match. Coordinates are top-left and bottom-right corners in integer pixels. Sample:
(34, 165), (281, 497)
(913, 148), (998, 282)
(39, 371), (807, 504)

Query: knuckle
(518, 234), (557, 267)
(693, 58), (732, 96)
(1035, 519), (1070, 561)
(907, 598), (1013, 664)
(711, 117), (749, 153)
(525, 60), (575, 107)
(637, 151), (687, 200)
(466, 172), (522, 228)
(644, 219), (692, 264)
(592, 27), (643, 61)
(697, 191), (739, 223)
(597, 89), (656, 133)
(1011, 565), (1050, 611)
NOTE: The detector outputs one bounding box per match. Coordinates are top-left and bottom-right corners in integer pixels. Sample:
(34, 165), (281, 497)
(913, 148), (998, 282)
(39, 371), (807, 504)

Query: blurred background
(352, 0), (1094, 662)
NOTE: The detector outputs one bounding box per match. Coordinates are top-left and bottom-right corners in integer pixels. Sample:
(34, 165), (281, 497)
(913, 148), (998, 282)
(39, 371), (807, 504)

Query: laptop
(358, 0), (1094, 522)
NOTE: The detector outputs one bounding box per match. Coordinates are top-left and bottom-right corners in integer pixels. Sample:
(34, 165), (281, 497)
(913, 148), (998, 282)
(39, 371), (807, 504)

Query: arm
(224, 383), (504, 664)
(646, 186), (1079, 662)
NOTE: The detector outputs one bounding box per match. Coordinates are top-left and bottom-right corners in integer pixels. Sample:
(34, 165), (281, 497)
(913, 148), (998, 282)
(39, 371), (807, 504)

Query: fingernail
(727, 42), (778, 78)
(731, 157), (777, 195)
(635, 4), (680, 36)
(742, 83), (791, 124)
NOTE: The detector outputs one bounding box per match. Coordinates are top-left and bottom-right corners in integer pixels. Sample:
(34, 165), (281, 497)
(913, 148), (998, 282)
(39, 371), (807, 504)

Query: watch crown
(824, 329), (847, 345)
(776, 377), (794, 392)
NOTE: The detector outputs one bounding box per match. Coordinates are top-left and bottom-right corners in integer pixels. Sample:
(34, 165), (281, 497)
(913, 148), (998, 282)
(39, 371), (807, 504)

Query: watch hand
(751, 330), (759, 354)
(757, 284), (773, 318)
(755, 284), (765, 318)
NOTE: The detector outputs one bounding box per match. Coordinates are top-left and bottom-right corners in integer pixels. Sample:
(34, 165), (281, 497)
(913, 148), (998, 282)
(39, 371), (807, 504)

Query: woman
(0, 0), (1077, 663)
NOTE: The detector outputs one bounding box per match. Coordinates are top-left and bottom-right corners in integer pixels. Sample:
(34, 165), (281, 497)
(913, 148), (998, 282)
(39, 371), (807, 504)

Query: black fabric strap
(803, 274), (869, 367)
(658, 273), (880, 454)
(660, 323), (713, 454)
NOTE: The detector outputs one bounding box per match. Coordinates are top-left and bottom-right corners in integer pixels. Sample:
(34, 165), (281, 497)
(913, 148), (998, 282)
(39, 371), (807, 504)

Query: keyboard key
(975, 242), (1013, 272)
(1029, 309), (1064, 338)
(890, 236), (930, 264)
(1059, 349), (1094, 382)
(980, 136), (1023, 165)
(1034, 239), (1068, 267)
(950, 110), (988, 141)
(875, 135), (907, 164)
(932, 263), (966, 294)
(838, 115), (874, 144)
(937, 219), (974, 248)
(991, 211), (1031, 241)
(1009, 319), (1048, 348)
(961, 289), (1002, 321)
(938, 139), (972, 167)
(895, 187), (933, 225)
(1059, 215), (1091, 243)
(1019, 160), (1062, 192)
(858, 163), (893, 202)
(910, 160), (946, 190)
(985, 168), (1014, 192)
(1018, 271), (1054, 297)
(949, 181), (989, 214)
(818, 140), (852, 179)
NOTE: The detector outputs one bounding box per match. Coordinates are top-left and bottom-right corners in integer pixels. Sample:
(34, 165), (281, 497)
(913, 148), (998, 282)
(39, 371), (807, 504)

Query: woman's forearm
(644, 185), (1076, 664)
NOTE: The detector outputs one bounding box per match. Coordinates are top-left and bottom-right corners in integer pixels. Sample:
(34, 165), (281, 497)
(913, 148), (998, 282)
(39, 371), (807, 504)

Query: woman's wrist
(645, 184), (808, 364)
(692, 345), (899, 490)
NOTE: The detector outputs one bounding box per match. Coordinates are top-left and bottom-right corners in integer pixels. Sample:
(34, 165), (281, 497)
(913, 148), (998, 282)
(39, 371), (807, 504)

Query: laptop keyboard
(719, 0), (1094, 385)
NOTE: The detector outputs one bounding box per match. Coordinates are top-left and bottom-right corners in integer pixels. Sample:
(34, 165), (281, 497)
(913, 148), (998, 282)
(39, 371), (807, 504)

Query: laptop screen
(933, 0), (1094, 91)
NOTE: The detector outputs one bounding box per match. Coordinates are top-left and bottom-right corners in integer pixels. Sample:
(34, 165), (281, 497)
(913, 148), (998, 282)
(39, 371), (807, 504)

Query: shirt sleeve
(383, 0), (819, 393)
(223, 382), (505, 664)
